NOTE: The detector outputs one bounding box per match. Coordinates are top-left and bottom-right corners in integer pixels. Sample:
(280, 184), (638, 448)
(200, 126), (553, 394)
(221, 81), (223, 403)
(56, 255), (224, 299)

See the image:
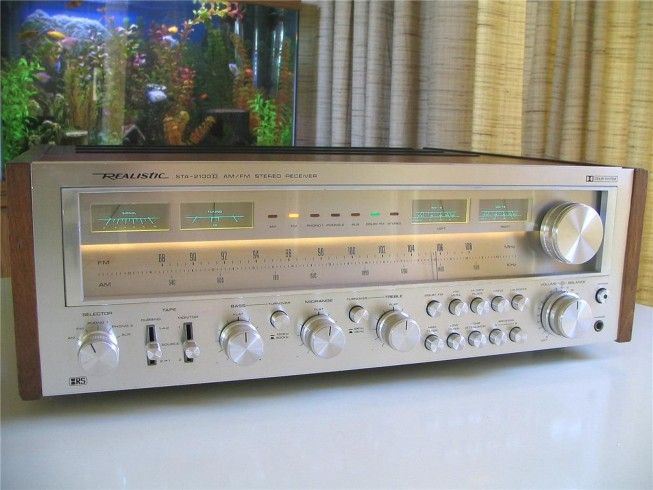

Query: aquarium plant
(1, 57), (42, 165)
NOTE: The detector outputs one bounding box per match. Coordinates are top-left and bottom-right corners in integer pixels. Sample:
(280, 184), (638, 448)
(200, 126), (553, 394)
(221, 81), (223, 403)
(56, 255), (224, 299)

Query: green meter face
(411, 199), (468, 224)
(91, 203), (170, 232)
(180, 202), (254, 230)
(479, 199), (531, 222)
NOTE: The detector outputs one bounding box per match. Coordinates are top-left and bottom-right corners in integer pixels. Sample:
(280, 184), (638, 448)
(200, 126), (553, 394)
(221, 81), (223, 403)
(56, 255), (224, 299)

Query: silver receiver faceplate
(27, 154), (632, 396)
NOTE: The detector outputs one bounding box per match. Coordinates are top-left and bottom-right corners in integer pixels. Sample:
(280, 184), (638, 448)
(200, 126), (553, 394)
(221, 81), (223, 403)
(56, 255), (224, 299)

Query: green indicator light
(370, 211), (381, 217)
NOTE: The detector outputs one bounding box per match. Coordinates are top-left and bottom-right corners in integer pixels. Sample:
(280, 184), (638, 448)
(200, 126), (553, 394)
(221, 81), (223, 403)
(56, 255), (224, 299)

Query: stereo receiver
(7, 147), (648, 399)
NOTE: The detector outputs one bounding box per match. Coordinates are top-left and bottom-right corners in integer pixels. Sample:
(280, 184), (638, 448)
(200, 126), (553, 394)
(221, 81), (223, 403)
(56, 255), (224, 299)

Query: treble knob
(219, 320), (264, 366)
(77, 322), (119, 376)
(301, 315), (346, 359)
(540, 202), (604, 264)
(377, 310), (421, 352)
(541, 291), (593, 339)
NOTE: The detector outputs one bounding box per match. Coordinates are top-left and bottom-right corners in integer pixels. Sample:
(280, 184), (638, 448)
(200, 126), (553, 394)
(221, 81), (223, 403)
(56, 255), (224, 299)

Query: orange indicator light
(288, 213), (300, 219)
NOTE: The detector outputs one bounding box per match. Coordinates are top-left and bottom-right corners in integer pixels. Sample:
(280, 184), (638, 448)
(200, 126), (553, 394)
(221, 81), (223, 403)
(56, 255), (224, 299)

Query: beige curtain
(296, 0), (653, 305)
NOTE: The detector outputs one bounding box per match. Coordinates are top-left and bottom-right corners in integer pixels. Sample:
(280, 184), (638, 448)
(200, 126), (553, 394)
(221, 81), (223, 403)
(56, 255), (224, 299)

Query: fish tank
(0, 1), (298, 166)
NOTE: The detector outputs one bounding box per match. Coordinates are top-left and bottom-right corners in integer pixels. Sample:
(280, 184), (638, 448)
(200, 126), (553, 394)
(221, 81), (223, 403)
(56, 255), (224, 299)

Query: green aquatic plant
(1, 57), (42, 165)
(249, 93), (277, 146)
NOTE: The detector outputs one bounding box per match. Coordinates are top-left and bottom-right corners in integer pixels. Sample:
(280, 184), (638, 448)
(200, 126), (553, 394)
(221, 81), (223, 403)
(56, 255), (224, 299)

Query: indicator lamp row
(267, 211), (399, 219)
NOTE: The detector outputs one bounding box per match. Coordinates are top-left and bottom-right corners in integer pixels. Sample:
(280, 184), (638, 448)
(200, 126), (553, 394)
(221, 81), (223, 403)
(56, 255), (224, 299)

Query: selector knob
(424, 334), (445, 352)
(470, 297), (490, 315)
(446, 333), (465, 351)
(377, 310), (421, 352)
(541, 292), (593, 339)
(509, 327), (527, 343)
(349, 305), (369, 324)
(77, 322), (119, 376)
(426, 300), (443, 318)
(468, 331), (487, 348)
(302, 315), (346, 358)
(491, 296), (510, 313)
(511, 294), (528, 311)
(540, 202), (604, 264)
(270, 310), (291, 329)
(448, 299), (468, 317)
(220, 320), (264, 366)
(489, 328), (507, 345)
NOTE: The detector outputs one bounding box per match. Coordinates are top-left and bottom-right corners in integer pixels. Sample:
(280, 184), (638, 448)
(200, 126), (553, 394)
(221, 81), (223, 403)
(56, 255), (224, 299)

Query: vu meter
(6, 146), (647, 398)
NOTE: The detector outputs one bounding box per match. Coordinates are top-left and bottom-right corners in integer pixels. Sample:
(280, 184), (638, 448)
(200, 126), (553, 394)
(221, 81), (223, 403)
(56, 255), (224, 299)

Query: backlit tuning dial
(448, 299), (468, 317)
(219, 320), (264, 366)
(541, 291), (593, 339)
(540, 202), (604, 264)
(301, 315), (346, 359)
(470, 298), (490, 315)
(491, 296), (510, 313)
(377, 310), (421, 352)
(77, 322), (119, 376)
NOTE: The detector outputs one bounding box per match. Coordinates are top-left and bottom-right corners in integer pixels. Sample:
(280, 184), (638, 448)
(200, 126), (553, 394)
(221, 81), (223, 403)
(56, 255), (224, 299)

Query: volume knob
(220, 320), (264, 366)
(301, 315), (346, 358)
(377, 310), (421, 352)
(77, 322), (119, 376)
(540, 202), (604, 264)
(541, 292), (593, 338)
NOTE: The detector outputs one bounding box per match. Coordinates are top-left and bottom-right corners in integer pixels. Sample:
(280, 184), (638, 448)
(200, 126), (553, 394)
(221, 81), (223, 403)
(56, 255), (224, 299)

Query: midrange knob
(77, 322), (119, 376)
(301, 315), (346, 359)
(540, 202), (604, 264)
(541, 291), (593, 339)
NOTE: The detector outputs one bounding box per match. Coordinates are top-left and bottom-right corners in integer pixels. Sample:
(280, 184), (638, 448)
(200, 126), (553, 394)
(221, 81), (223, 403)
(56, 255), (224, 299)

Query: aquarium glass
(1, 1), (298, 164)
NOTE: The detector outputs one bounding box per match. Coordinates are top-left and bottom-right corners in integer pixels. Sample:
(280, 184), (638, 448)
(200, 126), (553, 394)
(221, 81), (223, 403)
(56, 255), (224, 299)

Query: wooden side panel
(7, 163), (42, 399)
(1, 182), (9, 278)
(617, 167), (649, 342)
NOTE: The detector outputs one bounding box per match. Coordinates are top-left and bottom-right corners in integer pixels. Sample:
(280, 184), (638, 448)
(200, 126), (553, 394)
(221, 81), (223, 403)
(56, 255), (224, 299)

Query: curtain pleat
(296, 0), (652, 304)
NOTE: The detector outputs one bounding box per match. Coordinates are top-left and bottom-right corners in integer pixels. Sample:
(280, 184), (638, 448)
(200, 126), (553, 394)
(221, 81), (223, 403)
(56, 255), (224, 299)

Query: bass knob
(539, 202), (604, 264)
(220, 320), (264, 366)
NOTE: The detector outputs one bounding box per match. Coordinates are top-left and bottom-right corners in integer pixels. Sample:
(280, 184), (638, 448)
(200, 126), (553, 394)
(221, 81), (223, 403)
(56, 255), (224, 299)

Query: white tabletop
(1, 278), (651, 489)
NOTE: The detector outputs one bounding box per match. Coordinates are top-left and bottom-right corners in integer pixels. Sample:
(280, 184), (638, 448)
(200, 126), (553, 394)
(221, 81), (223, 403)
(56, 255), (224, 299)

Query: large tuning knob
(541, 291), (593, 338)
(540, 202), (604, 264)
(377, 310), (421, 352)
(220, 320), (264, 366)
(77, 322), (119, 376)
(301, 315), (346, 358)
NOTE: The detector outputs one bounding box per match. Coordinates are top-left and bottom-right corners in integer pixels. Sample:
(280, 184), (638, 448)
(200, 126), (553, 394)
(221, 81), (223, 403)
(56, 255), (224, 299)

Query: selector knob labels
(301, 315), (346, 359)
(540, 202), (604, 264)
(220, 320), (264, 366)
(377, 310), (421, 352)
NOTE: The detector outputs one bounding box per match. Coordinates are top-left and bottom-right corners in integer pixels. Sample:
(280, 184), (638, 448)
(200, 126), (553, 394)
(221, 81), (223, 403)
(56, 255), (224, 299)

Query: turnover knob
(541, 291), (593, 339)
(377, 310), (421, 352)
(301, 315), (346, 359)
(220, 320), (264, 366)
(77, 322), (119, 376)
(540, 202), (604, 264)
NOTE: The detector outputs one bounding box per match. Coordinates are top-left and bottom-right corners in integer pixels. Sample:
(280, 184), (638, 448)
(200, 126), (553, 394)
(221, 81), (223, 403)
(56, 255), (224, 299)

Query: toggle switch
(146, 324), (162, 365)
(182, 322), (200, 362)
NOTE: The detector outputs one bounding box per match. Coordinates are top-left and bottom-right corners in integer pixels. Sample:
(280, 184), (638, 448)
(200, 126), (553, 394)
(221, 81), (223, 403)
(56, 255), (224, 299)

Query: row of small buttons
(424, 327), (527, 353)
(426, 294), (528, 318)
